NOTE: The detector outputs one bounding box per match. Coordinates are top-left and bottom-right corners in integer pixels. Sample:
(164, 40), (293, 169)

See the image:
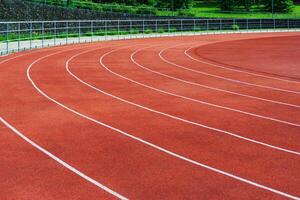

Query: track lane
(1, 41), (285, 200)
(0, 118), (122, 200)
(38, 44), (300, 196)
(162, 41), (300, 95)
(25, 41), (298, 200)
(134, 45), (300, 124)
(2, 34), (300, 199)
(137, 44), (300, 106)
(97, 44), (300, 150)
(187, 35), (300, 82)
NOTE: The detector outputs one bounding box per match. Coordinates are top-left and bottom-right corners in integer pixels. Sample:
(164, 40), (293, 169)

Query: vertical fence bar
(18, 23), (20, 52)
(181, 19), (183, 35)
(193, 19), (196, 35)
(260, 19), (262, 31)
(91, 21), (93, 42)
(30, 22), (32, 50)
(168, 20), (170, 36)
(42, 22), (44, 48)
(155, 20), (158, 37)
(287, 18), (290, 30)
(273, 18), (276, 30)
(105, 20), (107, 41)
(78, 21), (81, 43)
(6, 23), (9, 54)
(117, 20), (120, 40)
(206, 19), (209, 32)
(246, 18), (249, 31)
(130, 20), (132, 39)
(54, 21), (56, 46)
(66, 21), (68, 44)
(220, 19), (222, 31)
(142, 20), (145, 38)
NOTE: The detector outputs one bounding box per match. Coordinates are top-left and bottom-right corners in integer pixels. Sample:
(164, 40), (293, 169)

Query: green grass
(27, 0), (300, 19)
(157, 4), (300, 19)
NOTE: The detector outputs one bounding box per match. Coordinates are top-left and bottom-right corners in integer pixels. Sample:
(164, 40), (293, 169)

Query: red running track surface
(0, 32), (300, 200)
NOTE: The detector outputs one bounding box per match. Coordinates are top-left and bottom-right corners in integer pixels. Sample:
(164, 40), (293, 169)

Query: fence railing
(1, 18), (300, 55)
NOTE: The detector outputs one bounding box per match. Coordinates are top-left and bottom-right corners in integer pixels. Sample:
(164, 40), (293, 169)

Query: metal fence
(1, 18), (300, 55)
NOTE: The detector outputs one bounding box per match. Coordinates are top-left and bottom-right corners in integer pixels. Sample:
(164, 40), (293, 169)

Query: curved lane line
(184, 43), (300, 84)
(62, 46), (300, 199)
(0, 117), (128, 200)
(129, 45), (300, 127)
(180, 46), (300, 94)
(67, 45), (300, 156)
(155, 45), (300, 108)
(4, 47), (129, 200)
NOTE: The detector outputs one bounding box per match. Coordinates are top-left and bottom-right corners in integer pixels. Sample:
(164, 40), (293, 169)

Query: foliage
(262, 0), (294, 13)
(217, 0), (294, 13)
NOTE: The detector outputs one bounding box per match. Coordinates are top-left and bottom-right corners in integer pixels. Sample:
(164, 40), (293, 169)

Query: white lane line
(0, 46), (66, 65)
(184, 43), (300, 84)
(179, 46), (300, 95)
(131, 45), (300, 127)
(28, 45), (300, 200)
(156, 45), (300, 109)
(67, 45), (300, 157)
(0, 117), (128, 200)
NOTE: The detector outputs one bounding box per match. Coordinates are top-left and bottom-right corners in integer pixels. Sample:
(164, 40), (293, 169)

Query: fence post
(105, 20), (107, 41)
(30, 22), (32, 50)
(220, 19), (222, 31)
(181, 19), (183, 35)
(130, 20), (132, 39)
(117, 20), (120, 40)
(54, 21), (56, 46)
(206, 19), (209, 33)
(18, 23), (20, 52)
(260, 19), (262, 31)
(142, 20), (145, 38)
(78, 21), (81, 43)
(155, 20), (158, 37)
(66, 21), (68, 44)
(6, 23), (9, 54)
(273, 18), (276, 30)
(193, 19), (196, 35)
(246, 18), (249, 31)
(91, 21), (93, 42)
(41, 22), (44, 48)
(287, 18), (290, 30)
(168, 20), (170, 36)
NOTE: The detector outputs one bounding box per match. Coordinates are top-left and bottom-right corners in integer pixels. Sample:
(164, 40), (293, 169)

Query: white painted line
(0, 117), (128, 200)
(180, 47), (300, 94)
(157, 45), (300, 109)
(96, 46), (300, 156)
(26, 46), (300, 200)
(130, 45), (300, 127)
(184, 44), (300, 84)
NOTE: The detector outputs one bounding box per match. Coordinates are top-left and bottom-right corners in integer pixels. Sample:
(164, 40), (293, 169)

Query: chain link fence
(1, 18), (300, 55)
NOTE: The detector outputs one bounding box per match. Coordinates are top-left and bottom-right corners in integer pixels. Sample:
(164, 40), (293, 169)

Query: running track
(1, 32), (300, 200)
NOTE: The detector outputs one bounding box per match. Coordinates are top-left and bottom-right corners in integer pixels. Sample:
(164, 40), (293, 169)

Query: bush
(217, 0), (235, 11)
(136, 5), (157, 15)
(231, 24), (239, 30)
(177, 9), (195, 17)
(130, 29), (140, 34)
(262, 0), (293, 13)
(144, 28), (153, 34)
(158, 28), (165, 33)
(170, 27), (178, 32)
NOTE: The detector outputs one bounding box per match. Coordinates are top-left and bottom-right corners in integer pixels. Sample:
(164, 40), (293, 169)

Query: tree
(217, 0), (235, 11)
(156, 0), (191, 10)
(262, 0), (293, 13)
